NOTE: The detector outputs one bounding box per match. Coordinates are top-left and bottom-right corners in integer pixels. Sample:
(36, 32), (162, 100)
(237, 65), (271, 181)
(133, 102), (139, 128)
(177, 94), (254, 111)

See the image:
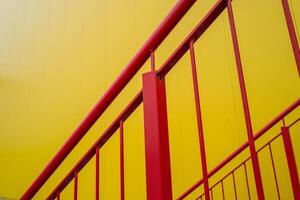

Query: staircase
(21, 0), (300, 199)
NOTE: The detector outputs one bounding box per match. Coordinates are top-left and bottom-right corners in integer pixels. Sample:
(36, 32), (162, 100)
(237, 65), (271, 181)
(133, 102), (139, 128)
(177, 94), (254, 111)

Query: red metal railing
(177, 100), (300, 199)
(20, 0), (196, 199)
(21, 0), (300, 199)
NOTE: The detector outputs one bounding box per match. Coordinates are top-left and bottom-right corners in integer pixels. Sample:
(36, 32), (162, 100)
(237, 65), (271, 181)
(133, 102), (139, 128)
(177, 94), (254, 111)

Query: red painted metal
(56, 192), (60, 200)
(243, 163), (251, 200)
(20, 1), (196, 199)
(281, 126), (300, 199)
(281, 0), (300, 76)
(232, 172), (237, 200)
(74, 172), (78, 200)
(157, 0), (226, 78)
(195, 129), (297, 200)
(189, 40), (210, 200)
(20, 0), (300, 198)
(268, 144), (280, 198)
(23, 1), (227, 198)
(221, 181), (225, 200)
(46, 92), (143, 200)
(96, 147), (99, 200)
(226, 0), (265, 199)
(120, 121), (125, 200)
(151, 50), (155, 71)
(142, 71), (172, 200)
(177, 99), (300, 199)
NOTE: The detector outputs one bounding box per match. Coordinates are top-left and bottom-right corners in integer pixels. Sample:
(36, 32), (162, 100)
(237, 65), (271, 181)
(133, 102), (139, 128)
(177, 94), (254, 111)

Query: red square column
(142, 71), (172, 200)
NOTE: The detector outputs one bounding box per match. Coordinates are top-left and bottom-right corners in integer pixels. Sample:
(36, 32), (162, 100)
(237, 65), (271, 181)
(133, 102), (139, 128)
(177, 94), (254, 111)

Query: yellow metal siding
(0, 0), (299, 199)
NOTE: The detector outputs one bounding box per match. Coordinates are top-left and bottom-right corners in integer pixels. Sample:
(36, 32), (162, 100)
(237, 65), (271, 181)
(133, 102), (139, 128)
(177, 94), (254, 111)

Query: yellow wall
(0, 0), (299, 199)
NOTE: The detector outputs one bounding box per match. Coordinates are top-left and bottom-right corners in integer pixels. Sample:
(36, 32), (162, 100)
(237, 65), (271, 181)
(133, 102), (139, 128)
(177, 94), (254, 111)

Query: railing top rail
(177, 98), (300, 199)
(46, 91), (143, 200)
(43, 1), (228, 198)
(157, 0), (226, 78)
(20, 0), (196, 199)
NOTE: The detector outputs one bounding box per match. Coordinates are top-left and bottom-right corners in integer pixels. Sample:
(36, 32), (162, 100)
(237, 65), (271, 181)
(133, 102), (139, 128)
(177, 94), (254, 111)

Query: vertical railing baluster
(210, 188), (213, 200)
(74, 171), (78, 200)
(221, 180), (225, 200)
(226, 0), (265, 199)
(232, 172), (237, 200)
(243, 162), (251, 200)
(189, 39), (210, 200)
(281, 0), (300, 76)
(281, 126), (300, 199)
(150, 50), (155, 71)
(120, 121), (125, 200)
(96, 147), (100, 200)
(268, 144), (280, 199)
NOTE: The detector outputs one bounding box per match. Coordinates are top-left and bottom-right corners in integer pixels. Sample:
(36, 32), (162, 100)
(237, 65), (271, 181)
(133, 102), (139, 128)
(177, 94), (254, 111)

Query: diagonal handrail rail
(45, 1), (229, 198)
(21, 0), (300, 198)
(177, 98), (300, 199)
(46, 91), (143, 200)
(20, 0), (196, 199)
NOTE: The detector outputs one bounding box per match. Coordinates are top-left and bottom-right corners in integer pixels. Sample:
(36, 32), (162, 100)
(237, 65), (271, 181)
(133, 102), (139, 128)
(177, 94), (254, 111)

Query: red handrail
(21, 0), (300, 198)
(46, 91), (143, 200)
(20, 1), (196, 199)
(177, 98), (300, 199)
(194, 118), (299, 199)
(44, 1), (229, 198)
(157, 0), (226, 77)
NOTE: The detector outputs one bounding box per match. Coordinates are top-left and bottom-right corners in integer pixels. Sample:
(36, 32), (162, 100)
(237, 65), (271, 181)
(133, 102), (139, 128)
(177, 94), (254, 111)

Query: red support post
(20, 1), (196, 199)
(226, 0), (265, 199)
(281, 0), (300, 76)
(120, 121), (125, 200)
(96, 147), (100, 200)
(281, 126), (300, 199)
(142, 71), (173, 200)
(189, 40), (210, 200)
(74, 172), (78, 200)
